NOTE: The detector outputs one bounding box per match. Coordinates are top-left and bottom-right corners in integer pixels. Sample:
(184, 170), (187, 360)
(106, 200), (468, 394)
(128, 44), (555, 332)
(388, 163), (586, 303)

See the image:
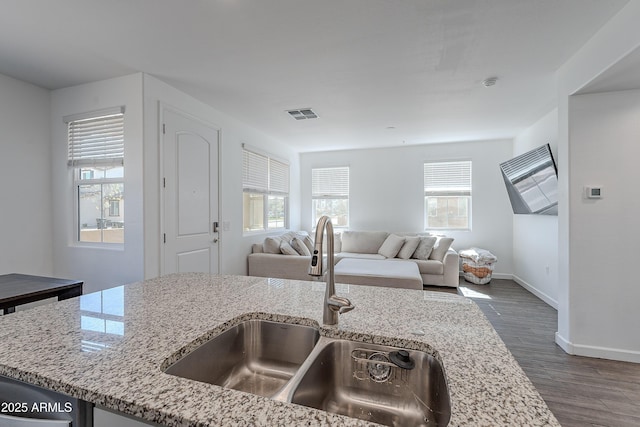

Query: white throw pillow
(291, 237), (311, 256)
(378, 234), (405, 258)
(280, 240), (299, 255)
(429, 237), (454, 262)
(397, 236), (421, 259)
(412, 236), (437, 260)
(263, 237), (282, 254)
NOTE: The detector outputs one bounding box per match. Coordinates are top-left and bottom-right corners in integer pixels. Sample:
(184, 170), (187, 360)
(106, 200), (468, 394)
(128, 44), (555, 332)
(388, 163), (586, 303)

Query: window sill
(70, 242), (125, 251)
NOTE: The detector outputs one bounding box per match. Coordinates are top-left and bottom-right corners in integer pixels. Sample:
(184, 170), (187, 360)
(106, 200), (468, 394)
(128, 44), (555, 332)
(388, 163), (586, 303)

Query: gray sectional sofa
(247, 230), (459, 288)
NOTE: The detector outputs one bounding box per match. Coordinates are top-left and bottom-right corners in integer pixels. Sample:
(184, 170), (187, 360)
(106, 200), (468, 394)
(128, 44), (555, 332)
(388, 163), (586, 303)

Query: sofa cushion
(341, 231), (389, 254)
(412, 236), (437, 260)
(378, 234), (405, 258)
(291, 237), (311, 256)
(397, 236), (420, 259)
(336, 252), (387, 262)
(429, 237), (454, 262)
(413, 259), (444, 275)
(263, 237), (282, 254)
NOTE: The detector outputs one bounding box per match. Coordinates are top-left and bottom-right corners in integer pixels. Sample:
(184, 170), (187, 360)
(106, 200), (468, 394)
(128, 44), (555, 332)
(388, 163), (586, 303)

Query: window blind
(67, 108), (125, 167)
(312, 167), (349, 198)
(242, 148), (289, 193)
(242, 149), (268, 191)
(424, 161), (471, 196)
(269, 158), (289, 194)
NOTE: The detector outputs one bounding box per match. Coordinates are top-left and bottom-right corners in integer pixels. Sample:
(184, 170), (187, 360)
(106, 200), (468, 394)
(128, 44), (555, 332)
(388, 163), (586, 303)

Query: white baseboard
(490, 273), (513, 280)
(512, 275), (558, 309)
(555, 332), (640, 363)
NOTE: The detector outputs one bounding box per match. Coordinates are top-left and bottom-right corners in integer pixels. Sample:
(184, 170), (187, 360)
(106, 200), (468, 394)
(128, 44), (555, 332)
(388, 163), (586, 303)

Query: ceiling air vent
(286, 108), (318, 120)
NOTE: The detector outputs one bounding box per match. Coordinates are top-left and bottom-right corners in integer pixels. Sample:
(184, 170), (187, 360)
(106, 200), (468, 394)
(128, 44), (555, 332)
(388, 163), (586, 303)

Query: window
(312, 167), (349, 227)
(66, 107), (125, 244)
(242, 147), (289, 232)
(424, 160), (471, 230)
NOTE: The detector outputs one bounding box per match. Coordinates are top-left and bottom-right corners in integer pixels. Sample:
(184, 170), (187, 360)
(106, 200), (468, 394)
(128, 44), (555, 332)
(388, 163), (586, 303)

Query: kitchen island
(0, 273), (559, 426)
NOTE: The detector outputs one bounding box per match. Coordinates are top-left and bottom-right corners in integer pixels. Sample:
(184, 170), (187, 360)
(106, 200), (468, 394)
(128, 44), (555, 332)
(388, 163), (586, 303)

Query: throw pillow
(263, 237), (282, 254)
(412, 236), (437, 260)
(302, 234), (315, 252)
(378, 234), (405, 258)
(429, 237), (455, 262)
(280, 240), (299, 256)
(397, 236), (421, 259)
(291, 237), (311, 256)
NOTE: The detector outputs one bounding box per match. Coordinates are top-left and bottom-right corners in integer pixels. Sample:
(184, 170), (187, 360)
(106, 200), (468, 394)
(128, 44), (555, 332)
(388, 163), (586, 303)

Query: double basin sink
(164, 319), (450, 426)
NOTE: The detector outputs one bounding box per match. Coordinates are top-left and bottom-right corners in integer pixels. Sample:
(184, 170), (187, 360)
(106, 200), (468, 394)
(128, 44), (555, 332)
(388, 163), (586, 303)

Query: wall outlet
(545, 266), (550, 275)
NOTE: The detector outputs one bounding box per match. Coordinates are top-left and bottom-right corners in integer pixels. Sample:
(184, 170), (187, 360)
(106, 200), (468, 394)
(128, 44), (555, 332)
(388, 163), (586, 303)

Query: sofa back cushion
(340, 231), (389, 254)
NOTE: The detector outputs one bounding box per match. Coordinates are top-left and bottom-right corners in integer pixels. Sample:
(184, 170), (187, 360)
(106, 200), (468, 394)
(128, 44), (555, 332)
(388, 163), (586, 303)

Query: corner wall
(0, 73), (53, 276)
(556, 0), (640, 362)
(512, 109), (559, 308)
(299, 139), (515, 276)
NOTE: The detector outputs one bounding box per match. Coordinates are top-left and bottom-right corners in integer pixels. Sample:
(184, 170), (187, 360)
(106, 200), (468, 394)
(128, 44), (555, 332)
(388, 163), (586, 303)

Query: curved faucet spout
(308, 216), (355, 325)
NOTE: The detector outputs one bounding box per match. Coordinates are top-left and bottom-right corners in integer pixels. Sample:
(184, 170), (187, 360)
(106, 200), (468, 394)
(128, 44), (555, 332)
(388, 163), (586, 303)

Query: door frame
(159, 102), (222, 276)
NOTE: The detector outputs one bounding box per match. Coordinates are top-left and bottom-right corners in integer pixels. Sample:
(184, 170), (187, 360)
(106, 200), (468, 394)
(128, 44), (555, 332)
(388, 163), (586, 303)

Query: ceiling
(0, 0), (630, 152)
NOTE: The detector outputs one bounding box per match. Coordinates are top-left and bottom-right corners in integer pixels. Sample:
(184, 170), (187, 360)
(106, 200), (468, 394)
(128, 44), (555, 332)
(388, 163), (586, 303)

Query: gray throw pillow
(280, 240), (299, 255)
(429, 237), (454, 262)
(378, 234), (405, 258)
(302, 234), (315, 252)
(412, 236), (437, 260)
(263, 237), (282, 254)
(397, 236), (421, 259)
(291, 237), (311, 256)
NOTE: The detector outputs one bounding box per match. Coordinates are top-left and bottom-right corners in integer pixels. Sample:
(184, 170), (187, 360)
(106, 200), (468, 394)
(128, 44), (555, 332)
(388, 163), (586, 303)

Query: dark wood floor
(431, 279), (640, 427)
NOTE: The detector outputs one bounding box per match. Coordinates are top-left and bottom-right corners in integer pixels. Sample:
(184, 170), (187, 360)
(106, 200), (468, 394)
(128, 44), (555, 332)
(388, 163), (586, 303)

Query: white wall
(50, 74), (145, 294)
(0, 73), (53, 276)
(300, 139), (515, 276)
(142, 75), (300, 278)
(566, 90), (640, 361)
(512, 109), (559, 308)
(556, 0), (640, 362)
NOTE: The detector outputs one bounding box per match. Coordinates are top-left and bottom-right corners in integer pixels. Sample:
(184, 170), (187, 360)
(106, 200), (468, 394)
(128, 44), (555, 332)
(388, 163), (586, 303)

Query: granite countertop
(0, 273), (559, 426)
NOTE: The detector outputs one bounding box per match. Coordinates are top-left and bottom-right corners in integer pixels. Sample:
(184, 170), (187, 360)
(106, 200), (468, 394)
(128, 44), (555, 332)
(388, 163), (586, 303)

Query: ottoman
(334, 258), (423, 290)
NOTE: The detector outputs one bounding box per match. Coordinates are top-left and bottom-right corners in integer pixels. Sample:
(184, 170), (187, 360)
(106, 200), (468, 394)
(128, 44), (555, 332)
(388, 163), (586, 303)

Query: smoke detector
(286, 108), (319, 120)
(482, 77), (498, 87)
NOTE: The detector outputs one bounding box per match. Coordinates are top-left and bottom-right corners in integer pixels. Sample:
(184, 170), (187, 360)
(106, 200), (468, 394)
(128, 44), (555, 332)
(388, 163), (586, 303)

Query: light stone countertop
(0, 273), (560, 426)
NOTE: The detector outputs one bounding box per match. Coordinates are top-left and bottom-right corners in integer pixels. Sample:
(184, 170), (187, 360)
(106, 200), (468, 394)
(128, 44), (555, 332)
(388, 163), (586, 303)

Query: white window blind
(424, 161), (471, 196)
(312, 167), (349, 198)
(269, 158), (289, 194)
(66, 107), (125, 167)
(242, 150), (269, 192)
(242, 148), (289, 194)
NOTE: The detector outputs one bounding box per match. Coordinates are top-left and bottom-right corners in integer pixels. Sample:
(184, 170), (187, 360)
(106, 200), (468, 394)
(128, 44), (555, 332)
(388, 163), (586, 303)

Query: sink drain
(367, 352), (392, 382)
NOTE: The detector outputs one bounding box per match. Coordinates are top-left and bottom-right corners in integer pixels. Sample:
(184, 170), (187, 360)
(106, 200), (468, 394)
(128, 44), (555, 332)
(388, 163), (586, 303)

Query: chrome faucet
(308, 216), (355, 325)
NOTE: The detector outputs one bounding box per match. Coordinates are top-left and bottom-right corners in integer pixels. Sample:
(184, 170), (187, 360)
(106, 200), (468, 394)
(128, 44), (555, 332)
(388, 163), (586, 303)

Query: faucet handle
(339, 304), (355, 315)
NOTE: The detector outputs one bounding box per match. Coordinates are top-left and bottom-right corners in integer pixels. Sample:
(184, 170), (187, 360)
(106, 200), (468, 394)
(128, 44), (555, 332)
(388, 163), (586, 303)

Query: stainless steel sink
(164, 319), (320, 398)
(164, 320), (450, 426)
(287, 338), (451, 427)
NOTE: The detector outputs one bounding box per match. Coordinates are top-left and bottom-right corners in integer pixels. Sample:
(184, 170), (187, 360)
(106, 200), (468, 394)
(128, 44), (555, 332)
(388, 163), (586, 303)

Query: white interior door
(162, 107), (219, 275)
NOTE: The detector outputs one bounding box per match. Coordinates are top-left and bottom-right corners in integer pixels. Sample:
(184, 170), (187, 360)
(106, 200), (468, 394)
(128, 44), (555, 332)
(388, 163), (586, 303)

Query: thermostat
(585, 186), (602, 199)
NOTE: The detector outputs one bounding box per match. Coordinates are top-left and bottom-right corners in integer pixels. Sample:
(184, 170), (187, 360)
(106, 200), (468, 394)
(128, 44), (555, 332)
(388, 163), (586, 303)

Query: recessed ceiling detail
(287, 108), (318, 120)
